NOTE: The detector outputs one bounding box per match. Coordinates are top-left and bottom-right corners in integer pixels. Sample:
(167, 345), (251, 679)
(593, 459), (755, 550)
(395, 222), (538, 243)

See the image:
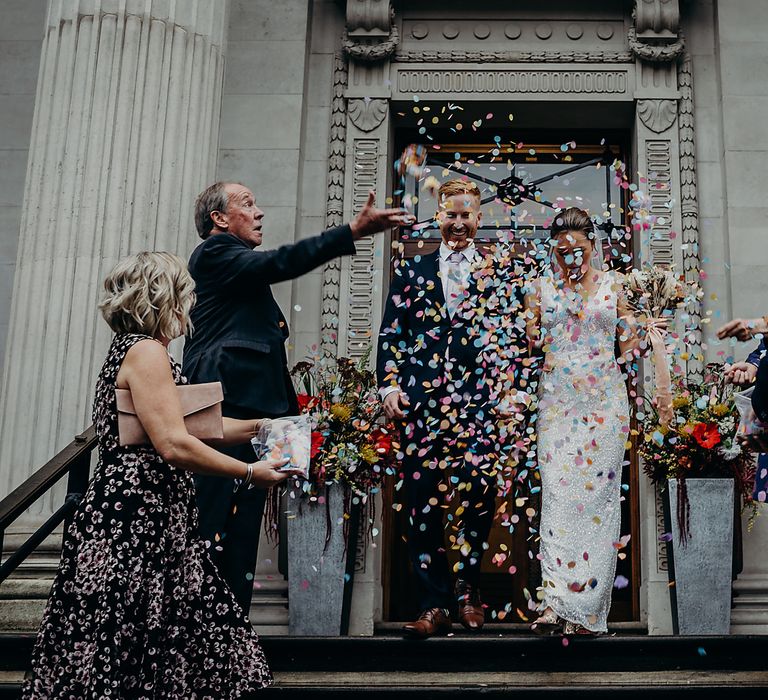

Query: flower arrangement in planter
(265, 352), (397, 544)
(638, 362), (757, 538)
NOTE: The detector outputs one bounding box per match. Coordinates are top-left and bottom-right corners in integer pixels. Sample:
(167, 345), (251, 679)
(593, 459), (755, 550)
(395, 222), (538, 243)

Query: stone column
(0, 0), (227, 519)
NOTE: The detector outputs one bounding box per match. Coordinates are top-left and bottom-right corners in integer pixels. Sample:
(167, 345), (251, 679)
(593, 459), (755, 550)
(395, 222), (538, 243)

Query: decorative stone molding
(346, 139), (380, 359)
(343, 1), (399, 62)
(348, 98), (388, 132)
(396, 69), (629, 96)
(655, 486), (668, 573)
(677, 53), (703, 378)
(637, 98), (678, 133)
(394, 49), (633, 63)
(629, 1), (684, 63)
(645, 139), (675, 268)
(321, 55), (350, 356)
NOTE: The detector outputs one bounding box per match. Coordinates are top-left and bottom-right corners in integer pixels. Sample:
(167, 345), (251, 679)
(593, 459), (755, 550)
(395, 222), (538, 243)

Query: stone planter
(286, 482), (357, 635)
(666, 478), (734, 635)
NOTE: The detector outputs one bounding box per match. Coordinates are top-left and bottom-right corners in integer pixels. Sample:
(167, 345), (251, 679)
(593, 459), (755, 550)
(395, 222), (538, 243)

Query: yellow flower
(711, 403), (729, 418)
(330, 403), (352, 422)
(672, 395), (690, 409)
(360, 444), (379, 464)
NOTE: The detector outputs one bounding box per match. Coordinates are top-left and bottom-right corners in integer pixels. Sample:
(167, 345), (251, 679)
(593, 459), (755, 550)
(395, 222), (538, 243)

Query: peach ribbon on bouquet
(647, 318), (673, 427)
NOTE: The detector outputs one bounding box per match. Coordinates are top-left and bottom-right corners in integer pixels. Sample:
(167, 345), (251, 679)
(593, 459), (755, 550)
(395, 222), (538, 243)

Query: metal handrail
(0, 426), (96, 584)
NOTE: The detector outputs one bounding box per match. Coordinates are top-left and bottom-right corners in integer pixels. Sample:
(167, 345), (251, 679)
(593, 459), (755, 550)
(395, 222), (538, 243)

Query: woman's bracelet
(244, 462), (254, 486)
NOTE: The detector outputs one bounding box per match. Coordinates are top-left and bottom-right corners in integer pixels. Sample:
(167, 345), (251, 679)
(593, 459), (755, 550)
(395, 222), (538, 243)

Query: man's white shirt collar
(438, 241), (477, 262)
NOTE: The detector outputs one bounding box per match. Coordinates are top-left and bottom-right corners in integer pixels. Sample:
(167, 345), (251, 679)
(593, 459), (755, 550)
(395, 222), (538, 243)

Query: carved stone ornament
(348, 97), (388, 132)
(343, 0), (399, 62)
(635, 0), (679, 39)
(629, 0), (684, 62)
(638, 98), (678, 133)
(346, 0), (391, 37)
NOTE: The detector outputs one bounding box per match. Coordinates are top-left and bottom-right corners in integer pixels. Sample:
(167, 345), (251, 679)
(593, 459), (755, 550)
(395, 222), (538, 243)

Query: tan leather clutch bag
(115, 382), (224, 446)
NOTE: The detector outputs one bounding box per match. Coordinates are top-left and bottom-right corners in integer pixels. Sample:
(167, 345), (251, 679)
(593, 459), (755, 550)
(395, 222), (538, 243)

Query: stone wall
(0, 0), (45, 392)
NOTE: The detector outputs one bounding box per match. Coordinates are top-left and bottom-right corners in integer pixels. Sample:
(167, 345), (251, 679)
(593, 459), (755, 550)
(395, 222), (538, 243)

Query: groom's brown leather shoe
(456, 580), (485, 631)
(402, 608), (452, 639)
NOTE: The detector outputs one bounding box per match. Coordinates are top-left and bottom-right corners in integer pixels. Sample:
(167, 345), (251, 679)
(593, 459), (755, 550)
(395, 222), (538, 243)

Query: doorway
(381, 121), (641, 625)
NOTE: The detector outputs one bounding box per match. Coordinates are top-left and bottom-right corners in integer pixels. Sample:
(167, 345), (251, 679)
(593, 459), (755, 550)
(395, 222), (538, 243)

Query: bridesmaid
(24, 252), (299, 698)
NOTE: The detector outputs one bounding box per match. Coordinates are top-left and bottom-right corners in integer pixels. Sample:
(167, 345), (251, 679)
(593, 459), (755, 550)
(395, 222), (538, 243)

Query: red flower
(691, 422), (721, 449)
(297, 393), (319, 413)
(370, 428), (393, 454)
(310, 431), (325, 459)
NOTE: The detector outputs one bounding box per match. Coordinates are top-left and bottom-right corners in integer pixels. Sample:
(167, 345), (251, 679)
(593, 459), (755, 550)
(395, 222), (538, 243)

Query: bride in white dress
(524, 208), (642, 636)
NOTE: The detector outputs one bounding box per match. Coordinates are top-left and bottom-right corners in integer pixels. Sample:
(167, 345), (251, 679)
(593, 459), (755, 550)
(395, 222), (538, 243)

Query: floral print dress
(23, 333), (272, 699)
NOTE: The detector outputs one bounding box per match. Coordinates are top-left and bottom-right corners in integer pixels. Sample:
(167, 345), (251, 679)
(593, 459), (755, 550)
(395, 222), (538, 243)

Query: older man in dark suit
(184, 181), (411, 611)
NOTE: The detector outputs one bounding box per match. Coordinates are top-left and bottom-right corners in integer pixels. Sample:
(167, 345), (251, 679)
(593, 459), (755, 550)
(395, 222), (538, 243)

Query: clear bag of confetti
(251, 415), (311, 478)
(734, 387), (768, 436)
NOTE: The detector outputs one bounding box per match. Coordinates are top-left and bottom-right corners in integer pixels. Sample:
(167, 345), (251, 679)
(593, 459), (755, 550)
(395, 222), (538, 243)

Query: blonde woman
(525, 209), (642, 636)
(24, 252), (295, 698)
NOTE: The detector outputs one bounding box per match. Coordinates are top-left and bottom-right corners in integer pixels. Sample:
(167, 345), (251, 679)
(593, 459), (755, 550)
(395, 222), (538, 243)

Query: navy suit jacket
(182, 225), (356, 417)
(376, 249), (525, 419)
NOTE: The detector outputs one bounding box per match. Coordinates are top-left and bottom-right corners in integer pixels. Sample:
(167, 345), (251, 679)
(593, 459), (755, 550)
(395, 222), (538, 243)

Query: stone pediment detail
(348, 98), (388, 132)
(394, 49), (633, 63)
(637, 98), (678, 133)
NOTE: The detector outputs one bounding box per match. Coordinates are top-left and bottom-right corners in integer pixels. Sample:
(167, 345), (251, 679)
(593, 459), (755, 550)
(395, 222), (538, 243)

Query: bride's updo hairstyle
(100, 252), (196, 340)
(549, 207), (595, 243)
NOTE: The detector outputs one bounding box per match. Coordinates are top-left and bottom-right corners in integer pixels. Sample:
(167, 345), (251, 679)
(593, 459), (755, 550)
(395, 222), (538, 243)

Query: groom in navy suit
(377, 179), (521, 638)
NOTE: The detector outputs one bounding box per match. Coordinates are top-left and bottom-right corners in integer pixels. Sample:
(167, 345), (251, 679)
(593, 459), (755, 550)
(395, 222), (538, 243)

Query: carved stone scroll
(635, 0), (680, 39)
(343, 0), (399, 62)
(629, 1), (684, 62)
(346, 0), (392, 37)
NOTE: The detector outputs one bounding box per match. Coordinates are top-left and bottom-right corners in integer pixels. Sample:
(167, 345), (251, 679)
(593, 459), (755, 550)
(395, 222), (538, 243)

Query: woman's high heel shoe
(530, 610), (562, 636)
(563, 620), (597, 636)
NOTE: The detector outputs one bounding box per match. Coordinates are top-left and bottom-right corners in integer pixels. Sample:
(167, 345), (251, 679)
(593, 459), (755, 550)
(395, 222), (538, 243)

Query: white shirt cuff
(379, 385), (401, 401)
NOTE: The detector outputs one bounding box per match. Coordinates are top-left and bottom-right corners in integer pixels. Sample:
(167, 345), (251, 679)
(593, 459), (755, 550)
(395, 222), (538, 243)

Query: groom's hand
(383, 391), (409, 420)
(349, 190), (415, 240)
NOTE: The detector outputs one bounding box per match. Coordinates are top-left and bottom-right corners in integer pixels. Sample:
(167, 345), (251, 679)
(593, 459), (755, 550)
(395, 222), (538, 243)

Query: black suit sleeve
(376, 260), (410, 393)
(200, 225), (356, 291)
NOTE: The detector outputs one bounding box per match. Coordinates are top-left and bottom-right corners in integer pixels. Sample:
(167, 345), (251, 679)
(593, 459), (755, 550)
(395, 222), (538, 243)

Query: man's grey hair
(194, 181), (232, 239)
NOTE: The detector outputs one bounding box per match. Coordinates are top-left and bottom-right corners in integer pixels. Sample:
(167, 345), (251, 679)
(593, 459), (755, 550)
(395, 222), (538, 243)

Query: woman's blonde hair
(99, 252), (196, 340)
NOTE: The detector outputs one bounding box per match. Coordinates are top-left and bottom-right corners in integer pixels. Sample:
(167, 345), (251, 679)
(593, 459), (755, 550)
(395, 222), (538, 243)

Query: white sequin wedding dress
(535, 271), (630, 632)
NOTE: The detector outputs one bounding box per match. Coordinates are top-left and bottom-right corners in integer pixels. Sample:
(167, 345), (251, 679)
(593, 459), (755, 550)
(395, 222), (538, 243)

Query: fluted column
(0, 0), (227, 519)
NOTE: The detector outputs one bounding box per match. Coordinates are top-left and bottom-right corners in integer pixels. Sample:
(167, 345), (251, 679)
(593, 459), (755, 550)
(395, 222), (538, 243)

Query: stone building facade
(0, 0), (766, 635)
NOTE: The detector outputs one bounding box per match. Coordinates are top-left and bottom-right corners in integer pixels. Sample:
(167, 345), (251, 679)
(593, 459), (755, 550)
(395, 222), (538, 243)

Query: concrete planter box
(667, 478), (734, 635)
(286, 482), (357, 636)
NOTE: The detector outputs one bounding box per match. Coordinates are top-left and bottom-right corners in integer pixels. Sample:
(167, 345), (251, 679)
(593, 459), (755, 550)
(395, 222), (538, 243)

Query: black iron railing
(0, 426), (96, 585)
